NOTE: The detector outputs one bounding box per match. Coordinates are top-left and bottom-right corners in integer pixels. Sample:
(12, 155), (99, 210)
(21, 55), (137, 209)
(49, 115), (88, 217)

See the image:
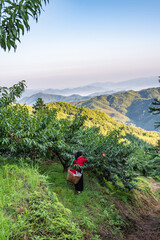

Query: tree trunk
(56, 152), (69, 173)
(63, 164), (68, 173)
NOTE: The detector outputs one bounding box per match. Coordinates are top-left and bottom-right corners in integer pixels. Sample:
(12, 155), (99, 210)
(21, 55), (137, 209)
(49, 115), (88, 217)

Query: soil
(123, 178), (160, 240)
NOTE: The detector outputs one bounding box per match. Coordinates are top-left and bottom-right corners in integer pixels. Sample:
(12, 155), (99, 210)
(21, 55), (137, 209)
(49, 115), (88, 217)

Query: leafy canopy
(149, 77), (160, 128)
(0, 80), (26, 107)
(0, 81), (138, 191)
(0, 0), (49, 51)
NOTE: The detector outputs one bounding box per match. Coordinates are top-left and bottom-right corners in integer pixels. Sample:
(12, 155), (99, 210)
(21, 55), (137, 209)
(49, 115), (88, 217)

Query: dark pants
(75, 174), (83, 192)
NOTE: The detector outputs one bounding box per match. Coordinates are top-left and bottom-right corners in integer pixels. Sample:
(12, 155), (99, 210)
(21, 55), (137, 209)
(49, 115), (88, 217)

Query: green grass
(0, 160), (83, 240)
(39, 162), (132, 239)
(1, 157), (160, 240)
(39, 161), (160, 239)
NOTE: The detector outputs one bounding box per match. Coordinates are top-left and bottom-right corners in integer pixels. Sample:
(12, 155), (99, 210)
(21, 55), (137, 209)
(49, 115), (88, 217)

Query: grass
(39, 162), (133, 239)
(39, 161), (160, 239)
(0, 157), (159, 240)
(0, 159), (83, 240)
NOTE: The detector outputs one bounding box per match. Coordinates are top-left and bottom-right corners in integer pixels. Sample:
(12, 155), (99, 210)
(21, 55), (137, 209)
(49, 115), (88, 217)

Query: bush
(78, 128), (138, 191)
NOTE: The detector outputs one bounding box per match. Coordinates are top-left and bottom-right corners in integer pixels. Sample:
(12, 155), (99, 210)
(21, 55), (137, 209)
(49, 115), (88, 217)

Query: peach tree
(0, 81), (138, 190)
(0, 82), (87, 172)
(78, 128), (137, 191)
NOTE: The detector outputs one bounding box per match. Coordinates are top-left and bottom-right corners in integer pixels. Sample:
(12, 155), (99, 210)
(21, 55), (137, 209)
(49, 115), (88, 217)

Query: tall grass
(1, 157), (159, 240)
(0, 164), (39, 239)
(0, 161), (83, 240)
(39, 162), (126, 239)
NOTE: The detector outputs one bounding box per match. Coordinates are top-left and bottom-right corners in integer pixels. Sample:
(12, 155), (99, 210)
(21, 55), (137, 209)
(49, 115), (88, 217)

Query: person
(72, 151), (88, 194)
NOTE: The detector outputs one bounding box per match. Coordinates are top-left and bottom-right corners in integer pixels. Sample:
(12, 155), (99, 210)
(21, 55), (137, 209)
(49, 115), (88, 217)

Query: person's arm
(82, 158), (88, 163)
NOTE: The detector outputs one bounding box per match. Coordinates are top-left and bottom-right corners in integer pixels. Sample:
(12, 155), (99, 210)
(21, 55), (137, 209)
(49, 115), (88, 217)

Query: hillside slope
(1, 158), (160, 240)
(40, 161), (160, 240)
(71, 87), (160, 131)
(48, 102), (159, 145)
(0, 161), (83, 240)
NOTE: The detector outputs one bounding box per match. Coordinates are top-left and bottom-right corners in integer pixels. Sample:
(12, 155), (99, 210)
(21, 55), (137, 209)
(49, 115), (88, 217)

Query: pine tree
(149, 76), (160, 128)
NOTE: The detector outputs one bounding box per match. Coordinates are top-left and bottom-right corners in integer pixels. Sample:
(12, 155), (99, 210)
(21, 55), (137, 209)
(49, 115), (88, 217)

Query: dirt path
(124, 179), (160, 240)
(124, 210), (160, 240)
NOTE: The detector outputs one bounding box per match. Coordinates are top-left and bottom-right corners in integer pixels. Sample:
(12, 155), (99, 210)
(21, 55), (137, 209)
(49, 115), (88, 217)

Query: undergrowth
(0, 160), (83, 240)
(0, 157), (159, 240)
(39, 162), (135, 239)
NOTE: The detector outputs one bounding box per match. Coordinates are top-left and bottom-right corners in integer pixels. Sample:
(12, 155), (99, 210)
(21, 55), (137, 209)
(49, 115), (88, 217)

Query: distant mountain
(71, 87), (160, 131)
(21, 76), (159, 99)
(18, 92), (90, 106)
(90, 76), (158, 90)
(88, 90), (116, 97)
(42, 85), (104, 96)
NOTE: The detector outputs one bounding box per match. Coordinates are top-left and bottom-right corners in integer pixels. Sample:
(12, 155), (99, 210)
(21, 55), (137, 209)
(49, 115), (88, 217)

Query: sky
(0, 0), (160, 89)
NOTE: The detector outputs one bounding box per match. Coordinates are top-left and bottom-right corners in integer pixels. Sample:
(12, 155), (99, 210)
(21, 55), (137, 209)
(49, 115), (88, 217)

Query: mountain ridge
(19, 92), (90, 106)
(20, 76), (159, 98)
(70, 87), (160, 131)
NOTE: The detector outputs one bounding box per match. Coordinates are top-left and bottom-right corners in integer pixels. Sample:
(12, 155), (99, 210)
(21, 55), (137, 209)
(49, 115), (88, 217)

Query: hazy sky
(0, 0), (160, 89)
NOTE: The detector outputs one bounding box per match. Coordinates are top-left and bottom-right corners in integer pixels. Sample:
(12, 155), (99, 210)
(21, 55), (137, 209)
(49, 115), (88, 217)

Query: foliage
(0, 0), (49, 51)
(0, 82), (158, 192)
(0, 101), (88, 173)
(1, 155), (159, 240)
(52, 115), (88, 172)
(0, 102), (58, 159)
(128, 144), (160, 179)
(0, 81), (160, 239)
(49, 102), (159, 146)
(0, 82), (79, 173)
(40, 162), (126, 239)
(0, 80), (26, 106)
(149, 78), (160, 129)
(33, 97), (47, 113)
(147, 144), (160, 178)
(78, 128), (138, 191)
(0, 163), (83, 240)
(40, 161), (160, 240)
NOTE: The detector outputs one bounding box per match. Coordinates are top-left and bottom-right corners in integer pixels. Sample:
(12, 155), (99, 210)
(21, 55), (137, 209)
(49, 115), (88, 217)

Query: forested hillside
(0, 82), (160, 240)
(48, 102), (159, 146)
(71, 87), (160, 131)
(19, 87), (160, 131)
